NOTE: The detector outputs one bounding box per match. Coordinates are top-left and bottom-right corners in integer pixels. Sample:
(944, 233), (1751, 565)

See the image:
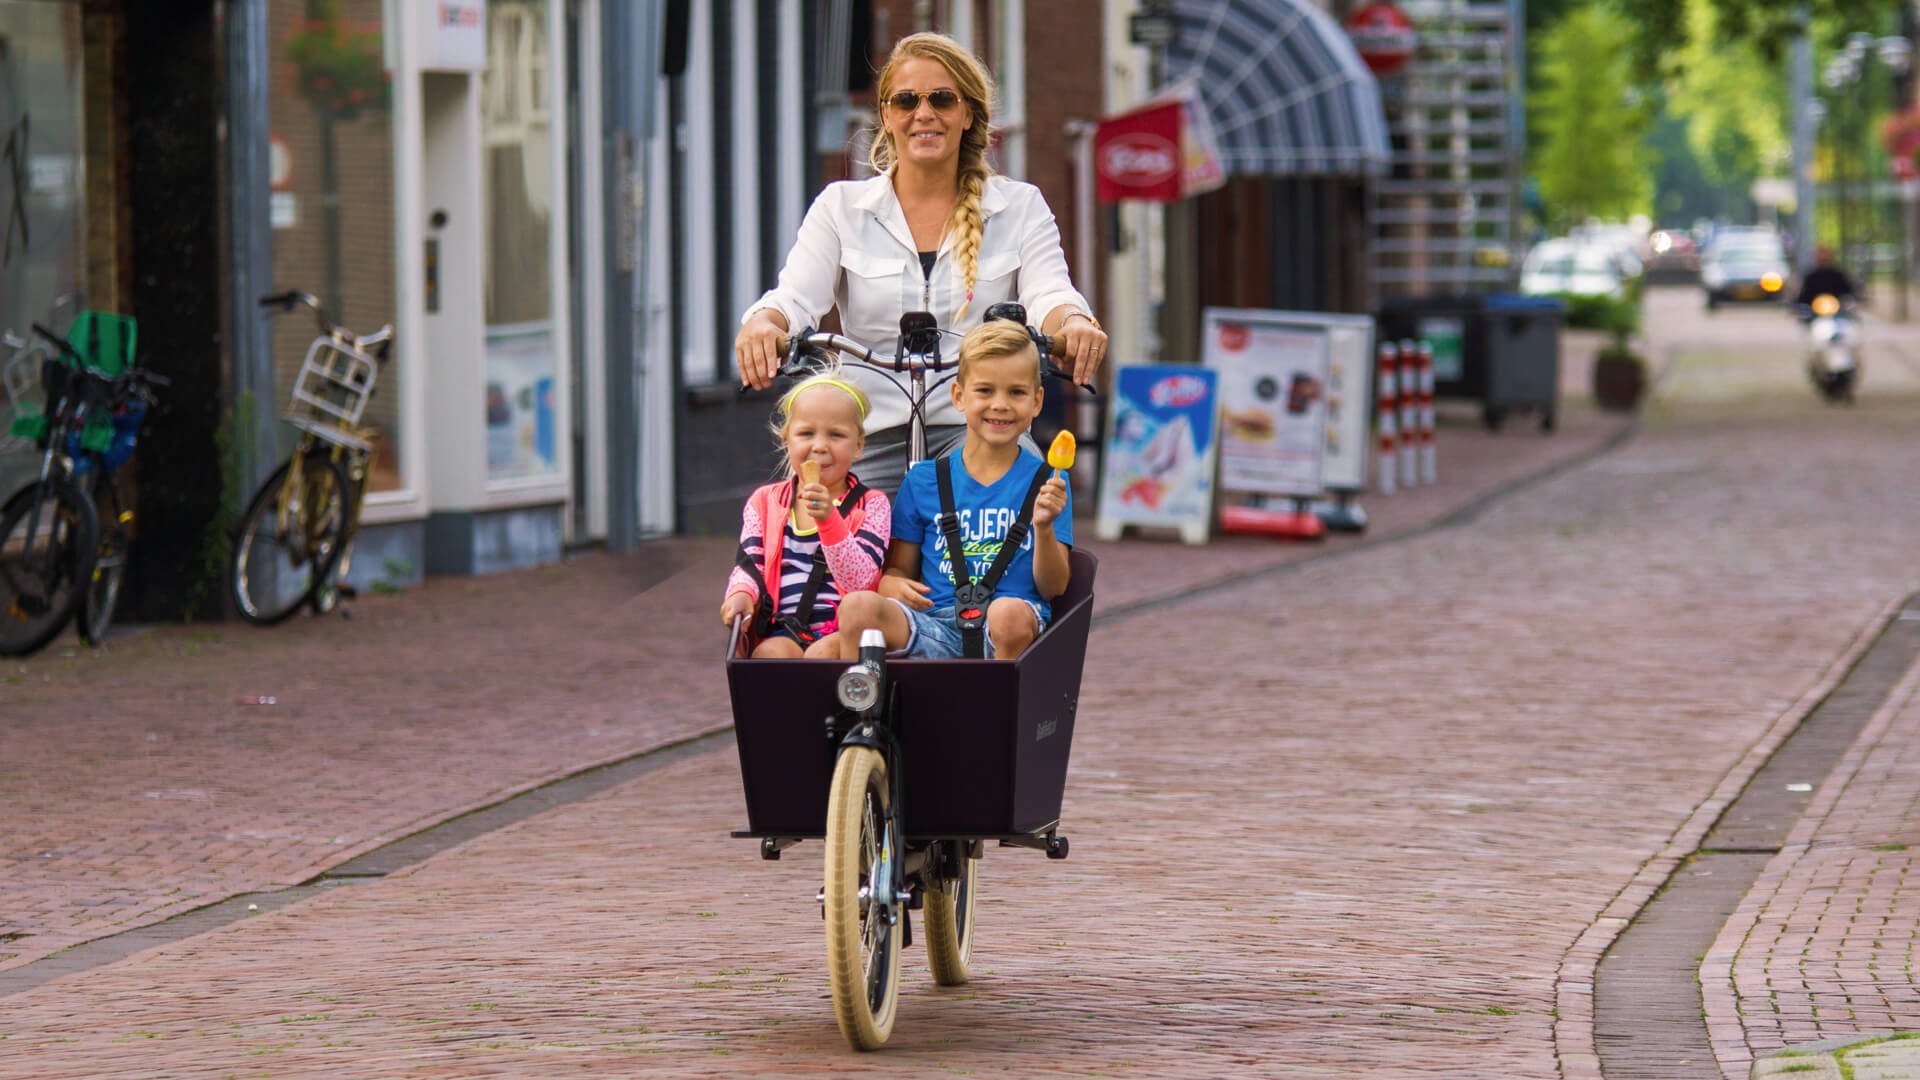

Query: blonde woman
(735, 31), (1108, 495)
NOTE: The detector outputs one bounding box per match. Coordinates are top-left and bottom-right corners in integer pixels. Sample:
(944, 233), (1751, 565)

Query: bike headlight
(836, 664), (881, 712)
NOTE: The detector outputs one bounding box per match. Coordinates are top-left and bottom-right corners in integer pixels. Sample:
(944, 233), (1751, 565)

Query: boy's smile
(953, 350), (1043, 450)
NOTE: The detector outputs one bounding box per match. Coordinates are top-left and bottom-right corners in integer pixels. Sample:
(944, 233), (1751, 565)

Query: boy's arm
(1030, 525), (1071, 600)
(876, 540), (933, 610)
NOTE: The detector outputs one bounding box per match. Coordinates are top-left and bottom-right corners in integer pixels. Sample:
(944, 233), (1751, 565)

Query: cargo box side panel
(729, 659), (841, 836)
(896, 660), (1019, 836)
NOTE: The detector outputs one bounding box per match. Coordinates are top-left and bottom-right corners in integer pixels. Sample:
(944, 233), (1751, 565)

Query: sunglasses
(885, 89), (964, 112)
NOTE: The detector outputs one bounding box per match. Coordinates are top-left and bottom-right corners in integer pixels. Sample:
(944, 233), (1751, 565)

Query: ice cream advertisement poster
(1094, 366), (1220, 531)
(1203, 309), (1330, 498)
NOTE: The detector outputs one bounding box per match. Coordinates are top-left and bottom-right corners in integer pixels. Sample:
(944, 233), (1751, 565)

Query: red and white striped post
(1397, 338), (1418, 488)
(1376, 341), (1398, 496)
(1419, 340), (1437, 486)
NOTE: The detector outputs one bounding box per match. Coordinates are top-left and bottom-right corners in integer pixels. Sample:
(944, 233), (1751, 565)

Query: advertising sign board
(1092, 366), (1220, 545)
(1204, 308), (1331, 499)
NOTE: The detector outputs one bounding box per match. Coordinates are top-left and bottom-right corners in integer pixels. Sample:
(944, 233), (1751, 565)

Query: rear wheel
(0, 480), (98, 656)
(77, 470), (130, 646)
(230, 451), (350, 625)
(923, 846), (979, 986)
(824, 745), (902, 1050)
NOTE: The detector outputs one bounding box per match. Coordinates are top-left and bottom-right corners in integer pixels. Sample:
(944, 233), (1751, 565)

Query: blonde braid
(948, 161), (988, 324)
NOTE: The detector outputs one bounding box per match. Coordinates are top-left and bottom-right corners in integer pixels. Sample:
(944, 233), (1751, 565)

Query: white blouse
(745, 172), (1091, 434)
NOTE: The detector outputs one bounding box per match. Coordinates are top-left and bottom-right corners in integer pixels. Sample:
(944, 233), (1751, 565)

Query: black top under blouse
(919, 251), (936, 279)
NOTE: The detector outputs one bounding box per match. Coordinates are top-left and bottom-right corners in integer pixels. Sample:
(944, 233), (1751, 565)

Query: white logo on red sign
(1218, 324), (1250, 352)
(1099, 133), (1179, 188)
(1149, 374), (1210, 407)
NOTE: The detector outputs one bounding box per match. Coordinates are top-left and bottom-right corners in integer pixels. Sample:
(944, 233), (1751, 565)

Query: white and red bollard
(1376, 341), (1398, 496)
(1418, 340), (1437, 486)
(1397, 338), (1419, 489)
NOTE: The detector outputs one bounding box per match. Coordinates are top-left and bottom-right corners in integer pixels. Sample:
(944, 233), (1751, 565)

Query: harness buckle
(954, 583), (993, 628)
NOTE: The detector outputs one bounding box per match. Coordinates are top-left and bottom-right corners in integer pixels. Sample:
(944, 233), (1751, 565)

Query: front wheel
(923, 846), (980, 986)
(78, 470), (130, 646)
(823, 745), (903, 1050)
(0, 479), (99, 656)
(230, 451), (351, 625)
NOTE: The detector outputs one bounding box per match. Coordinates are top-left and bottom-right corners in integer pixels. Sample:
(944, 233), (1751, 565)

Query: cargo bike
(727, 306), (1097, 1050)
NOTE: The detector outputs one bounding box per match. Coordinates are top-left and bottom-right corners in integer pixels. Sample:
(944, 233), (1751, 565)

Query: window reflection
(482, 0), (558, 482)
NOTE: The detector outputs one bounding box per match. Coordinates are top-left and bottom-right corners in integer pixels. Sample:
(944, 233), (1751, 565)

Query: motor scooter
(1796, 293), (1861, 404)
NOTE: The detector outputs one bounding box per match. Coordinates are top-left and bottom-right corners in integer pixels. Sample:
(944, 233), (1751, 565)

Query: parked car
(1701, 235), (1790, 309)
(1520, 239), (1626, 299)
(1643, 228), (1700, 283)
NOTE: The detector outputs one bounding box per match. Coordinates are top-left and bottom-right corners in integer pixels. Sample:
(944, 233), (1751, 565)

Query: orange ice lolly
(800, 460), (820, 485)
(1046, 431), (1076, 477)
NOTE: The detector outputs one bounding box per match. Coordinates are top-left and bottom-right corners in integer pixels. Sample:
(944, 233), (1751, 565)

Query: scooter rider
(1794, 246), (1861, 312)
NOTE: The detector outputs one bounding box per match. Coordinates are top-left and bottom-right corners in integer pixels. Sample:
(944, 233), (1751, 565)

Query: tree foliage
(1529, 5), (1655, 227)
(1660, 0), (1791, 208)
(1611, 0), (1901, 74)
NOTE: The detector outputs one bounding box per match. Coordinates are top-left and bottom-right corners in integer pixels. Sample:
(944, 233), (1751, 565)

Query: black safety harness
(935, 453), (1051, 658)
(735, 477), (866, 646)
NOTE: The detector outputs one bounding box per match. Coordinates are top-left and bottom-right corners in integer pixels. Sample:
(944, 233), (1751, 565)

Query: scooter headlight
(836, 664), (881, 712)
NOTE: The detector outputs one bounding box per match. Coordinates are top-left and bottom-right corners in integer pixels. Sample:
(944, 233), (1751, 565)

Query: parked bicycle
(229, 291), (392, 625)
(0, 314), (166, 655)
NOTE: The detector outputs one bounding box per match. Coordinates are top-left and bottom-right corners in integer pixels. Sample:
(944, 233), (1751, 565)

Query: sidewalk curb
(1701, 616), (1920, 1078)
(1551, 595), (1904, 1080)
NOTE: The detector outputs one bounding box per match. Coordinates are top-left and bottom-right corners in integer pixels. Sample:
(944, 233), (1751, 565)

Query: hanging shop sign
(1094, 99), (1183, 203)
(419, 0), (488, 73)
(1346, 2), (1417, 77)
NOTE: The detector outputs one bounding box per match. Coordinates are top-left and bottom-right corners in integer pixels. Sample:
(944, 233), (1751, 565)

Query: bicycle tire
(824, 745), (903, 1050)
(922, 848), (979, 986)
(229, 450), (350, 626)
(77, 469), (129, 646)
(0, 479), (99, 657)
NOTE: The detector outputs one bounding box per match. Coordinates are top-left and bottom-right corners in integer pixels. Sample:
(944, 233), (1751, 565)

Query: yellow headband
(785, 376), (869, 419)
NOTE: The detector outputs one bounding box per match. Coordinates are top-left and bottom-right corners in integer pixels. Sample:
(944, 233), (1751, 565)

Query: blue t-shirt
(894, 449), (1073, 620)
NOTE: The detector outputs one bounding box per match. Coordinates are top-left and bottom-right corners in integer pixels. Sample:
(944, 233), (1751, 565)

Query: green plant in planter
(1590, 293), (1648, 412)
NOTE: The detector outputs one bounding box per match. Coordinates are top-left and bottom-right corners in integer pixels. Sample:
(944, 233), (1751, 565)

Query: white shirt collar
(850, 172), (1011, 254)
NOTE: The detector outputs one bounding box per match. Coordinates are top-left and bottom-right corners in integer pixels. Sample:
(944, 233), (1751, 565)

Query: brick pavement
(2, 296), (1920, 1075)
(0, 357), (1625, 979)
(1709, 643), (1920, 1076)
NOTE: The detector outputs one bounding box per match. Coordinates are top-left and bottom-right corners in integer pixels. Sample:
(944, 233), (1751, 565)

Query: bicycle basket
(284, 335), (379, 450)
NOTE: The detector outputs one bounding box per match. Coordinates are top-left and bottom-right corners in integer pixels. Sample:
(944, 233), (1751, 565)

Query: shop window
(0, 2), (86, 490)
(481, 0), (559, 483)
(267, 0), (402, 492)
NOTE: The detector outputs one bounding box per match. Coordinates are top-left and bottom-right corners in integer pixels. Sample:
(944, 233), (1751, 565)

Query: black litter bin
(1377, 293), (1565, 432)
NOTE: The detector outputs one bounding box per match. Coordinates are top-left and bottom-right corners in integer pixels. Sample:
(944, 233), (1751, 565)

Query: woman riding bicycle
(733, 31), (1109, 496)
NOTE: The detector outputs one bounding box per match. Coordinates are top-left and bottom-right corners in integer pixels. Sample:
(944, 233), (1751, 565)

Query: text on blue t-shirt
(893, 449), (1073, 621)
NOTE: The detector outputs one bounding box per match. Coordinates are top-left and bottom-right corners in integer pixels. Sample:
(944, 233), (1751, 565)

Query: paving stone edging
(1552, 595), (1904, 1080)
(1703, 628), (1920, 1078)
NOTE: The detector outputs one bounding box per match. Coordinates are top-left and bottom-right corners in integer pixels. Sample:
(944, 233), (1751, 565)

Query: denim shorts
(885, 599), (1049, 659)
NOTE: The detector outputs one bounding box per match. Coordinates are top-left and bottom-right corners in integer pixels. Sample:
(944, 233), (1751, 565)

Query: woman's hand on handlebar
(735, 309), (790, 391)
(1051, 316), (1109, 386)
(878, 573), (933, 612)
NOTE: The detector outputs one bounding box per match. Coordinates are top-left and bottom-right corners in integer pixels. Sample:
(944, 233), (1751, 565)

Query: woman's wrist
(1062, 310), (1101, 331)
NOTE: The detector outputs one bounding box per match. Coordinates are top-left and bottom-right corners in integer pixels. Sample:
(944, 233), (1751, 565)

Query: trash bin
(1376, 293), (1565, 432)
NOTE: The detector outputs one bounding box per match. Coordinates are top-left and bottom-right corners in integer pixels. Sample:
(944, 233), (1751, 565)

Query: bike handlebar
(764, 326), (1093, 395)
(258, 289), (395, 362)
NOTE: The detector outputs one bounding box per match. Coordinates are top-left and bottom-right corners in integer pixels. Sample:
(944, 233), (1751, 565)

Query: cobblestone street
(4, 289), (1920, 1077)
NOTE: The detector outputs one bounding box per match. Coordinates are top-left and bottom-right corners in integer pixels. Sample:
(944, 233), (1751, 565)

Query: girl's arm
(724, 500), (768, 603)
(818, 491), (890, 594)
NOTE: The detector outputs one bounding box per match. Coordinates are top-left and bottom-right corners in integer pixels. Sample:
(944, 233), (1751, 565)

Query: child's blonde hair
(769, 367), (871, 477)
(956, 320), (1042, 386)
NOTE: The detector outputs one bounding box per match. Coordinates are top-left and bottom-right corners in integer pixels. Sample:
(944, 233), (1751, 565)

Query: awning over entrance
(1162, 0), (1391, 177)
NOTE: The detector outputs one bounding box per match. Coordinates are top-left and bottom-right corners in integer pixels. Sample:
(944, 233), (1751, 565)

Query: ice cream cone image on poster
(1047, 431), (1076, 479)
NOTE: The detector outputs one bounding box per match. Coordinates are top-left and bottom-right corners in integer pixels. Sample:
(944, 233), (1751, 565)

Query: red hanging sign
(1346, 2), (1417, 76)
(1095, 100), (1184, 204)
